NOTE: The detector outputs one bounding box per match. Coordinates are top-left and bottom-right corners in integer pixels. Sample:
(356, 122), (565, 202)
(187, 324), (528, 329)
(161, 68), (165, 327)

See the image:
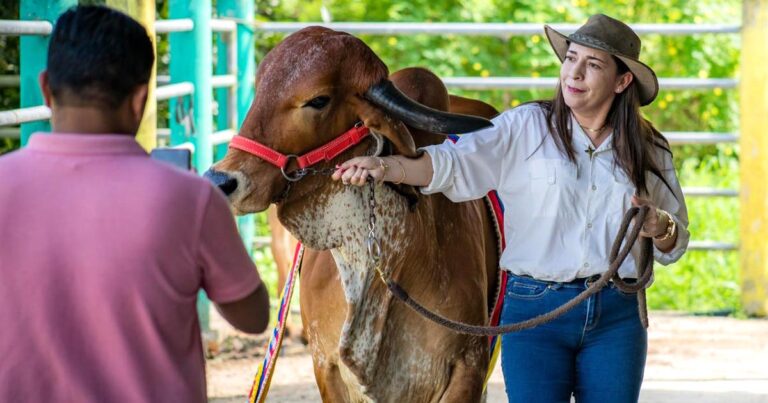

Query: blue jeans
(500, 274), (647, 403)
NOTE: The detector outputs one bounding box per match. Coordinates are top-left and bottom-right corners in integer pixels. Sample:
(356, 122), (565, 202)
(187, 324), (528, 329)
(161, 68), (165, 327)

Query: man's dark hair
(47, 5), (154, 108)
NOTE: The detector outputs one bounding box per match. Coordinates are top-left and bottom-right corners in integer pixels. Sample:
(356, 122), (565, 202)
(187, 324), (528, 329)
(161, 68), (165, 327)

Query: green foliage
(1, 2), (20, 155)
(648, 144), (740, 312)
(1, 0), (744, 313)
(252, 212), (279, 295)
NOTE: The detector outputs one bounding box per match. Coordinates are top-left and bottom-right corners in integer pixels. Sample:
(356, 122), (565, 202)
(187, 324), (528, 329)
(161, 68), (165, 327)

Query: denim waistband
(508, 273), (637, 289)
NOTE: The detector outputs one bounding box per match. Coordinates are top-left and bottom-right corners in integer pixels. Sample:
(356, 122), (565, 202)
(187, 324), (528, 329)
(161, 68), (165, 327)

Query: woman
(333, 14), (689, 403)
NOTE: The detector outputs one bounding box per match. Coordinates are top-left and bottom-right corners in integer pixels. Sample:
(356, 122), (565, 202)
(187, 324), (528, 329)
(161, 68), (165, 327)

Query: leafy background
(1, 0), (743, 314)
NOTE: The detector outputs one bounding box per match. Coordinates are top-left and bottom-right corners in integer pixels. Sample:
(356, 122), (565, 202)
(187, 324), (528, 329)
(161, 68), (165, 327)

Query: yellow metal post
(740, 0), (768, 316)
(106, 0), (157, 151)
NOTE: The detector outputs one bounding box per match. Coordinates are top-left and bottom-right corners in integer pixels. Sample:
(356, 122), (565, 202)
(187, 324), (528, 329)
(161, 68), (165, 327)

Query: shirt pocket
(608, 169), (636, 222)
(528, 158), (578, 218)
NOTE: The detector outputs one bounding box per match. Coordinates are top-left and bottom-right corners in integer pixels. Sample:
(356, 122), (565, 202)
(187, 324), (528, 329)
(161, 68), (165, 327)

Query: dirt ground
(206, 312), (768, 402)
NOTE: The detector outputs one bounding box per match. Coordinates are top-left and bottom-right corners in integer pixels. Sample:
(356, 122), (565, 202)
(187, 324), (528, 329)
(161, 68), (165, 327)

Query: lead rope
(367, 179), (653, 336)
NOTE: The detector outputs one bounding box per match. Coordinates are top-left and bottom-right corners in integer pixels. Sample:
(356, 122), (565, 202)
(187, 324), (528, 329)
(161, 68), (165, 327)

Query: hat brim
(544, 25), (659, 106)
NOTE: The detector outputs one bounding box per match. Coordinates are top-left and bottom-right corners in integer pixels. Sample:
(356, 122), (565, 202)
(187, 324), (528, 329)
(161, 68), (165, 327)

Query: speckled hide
(211, 27), (500, 402)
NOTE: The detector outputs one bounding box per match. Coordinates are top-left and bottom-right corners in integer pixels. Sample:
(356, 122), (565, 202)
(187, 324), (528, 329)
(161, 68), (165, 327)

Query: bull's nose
(203, 168), (238, 196)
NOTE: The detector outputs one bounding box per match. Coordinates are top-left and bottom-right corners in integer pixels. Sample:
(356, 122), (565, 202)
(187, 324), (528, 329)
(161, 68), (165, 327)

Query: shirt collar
(26, 133), (147, 156)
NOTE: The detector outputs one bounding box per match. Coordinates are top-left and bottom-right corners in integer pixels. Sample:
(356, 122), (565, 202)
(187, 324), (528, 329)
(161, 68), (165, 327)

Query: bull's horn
(364, 80), (493, 134)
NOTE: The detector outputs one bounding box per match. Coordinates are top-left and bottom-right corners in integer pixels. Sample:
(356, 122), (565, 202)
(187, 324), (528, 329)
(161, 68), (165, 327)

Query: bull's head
(205, 27), (490, 246)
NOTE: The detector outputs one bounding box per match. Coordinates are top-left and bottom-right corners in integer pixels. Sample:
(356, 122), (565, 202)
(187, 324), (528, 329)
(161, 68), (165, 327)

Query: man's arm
(214, 282), (270, 334)
(197, 186), (271, 334)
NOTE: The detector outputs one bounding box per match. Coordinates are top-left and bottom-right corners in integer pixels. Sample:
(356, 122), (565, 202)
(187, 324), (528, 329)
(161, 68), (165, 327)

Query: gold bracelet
(653, 209), (676, 242)
(392, 157), (407, 185)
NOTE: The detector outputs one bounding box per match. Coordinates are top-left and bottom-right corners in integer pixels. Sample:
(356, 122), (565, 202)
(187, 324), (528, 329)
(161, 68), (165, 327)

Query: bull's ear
(350, 95), (418, 158)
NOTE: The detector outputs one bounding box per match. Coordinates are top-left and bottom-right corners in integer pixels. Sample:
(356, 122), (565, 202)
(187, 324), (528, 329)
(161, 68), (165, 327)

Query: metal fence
(1, 0), (259, 332)
(249, 22), (741, 252)
(0, 19), (740, 252)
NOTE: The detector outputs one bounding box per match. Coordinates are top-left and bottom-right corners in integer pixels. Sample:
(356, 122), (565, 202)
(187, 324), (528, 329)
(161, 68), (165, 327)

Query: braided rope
(383, 206), (653, 336)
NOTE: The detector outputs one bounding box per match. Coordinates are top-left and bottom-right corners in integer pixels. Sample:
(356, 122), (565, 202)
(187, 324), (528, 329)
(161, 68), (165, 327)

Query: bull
(206, 27), (501, 402)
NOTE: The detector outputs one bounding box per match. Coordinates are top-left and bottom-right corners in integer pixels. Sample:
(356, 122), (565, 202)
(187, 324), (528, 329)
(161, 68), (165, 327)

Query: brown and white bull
(206, 27), (500, 402)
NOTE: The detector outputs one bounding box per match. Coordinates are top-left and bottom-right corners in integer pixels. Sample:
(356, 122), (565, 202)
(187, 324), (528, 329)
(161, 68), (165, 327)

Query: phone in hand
(149, 148), (192, 171)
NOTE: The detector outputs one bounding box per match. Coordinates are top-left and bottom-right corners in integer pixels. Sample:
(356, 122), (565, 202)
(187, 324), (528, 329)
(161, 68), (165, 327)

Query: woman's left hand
(631, 195), (668, 238)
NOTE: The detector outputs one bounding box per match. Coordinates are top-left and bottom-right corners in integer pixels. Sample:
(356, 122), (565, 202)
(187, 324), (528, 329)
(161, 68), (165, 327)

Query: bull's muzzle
(203, 168), (239, 196)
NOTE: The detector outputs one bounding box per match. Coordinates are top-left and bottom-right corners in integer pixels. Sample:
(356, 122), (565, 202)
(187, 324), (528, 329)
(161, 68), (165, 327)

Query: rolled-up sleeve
(419, 111), (518, 202)
(651, 151), (690, 265)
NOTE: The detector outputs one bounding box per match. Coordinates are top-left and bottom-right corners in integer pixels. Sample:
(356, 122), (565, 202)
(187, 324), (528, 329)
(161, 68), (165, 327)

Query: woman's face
(560, 43), (631, 116)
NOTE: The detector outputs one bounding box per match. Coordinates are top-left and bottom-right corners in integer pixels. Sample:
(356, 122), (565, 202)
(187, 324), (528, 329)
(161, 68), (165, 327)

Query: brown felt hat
(545, 14), (659, 106)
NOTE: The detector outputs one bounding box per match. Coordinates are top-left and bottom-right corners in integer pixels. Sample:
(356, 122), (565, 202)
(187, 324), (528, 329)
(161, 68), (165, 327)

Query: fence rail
(0, 106), (50, 127)
(211, 18), (236, 33)
(211, 74), (236, 88)
(154, 18), (194, 33)
(666, 132), (738, 145)
(0, 75), (20, 88)
(681, 187), (738, 197)
(5, 19), (736, 38)
(688, 241), (738, 251)
(0, 127), (19, 138)
(156, 82), (195, 101)
(249, 22), (741, 36)
(0, 20), (53, 35)
(0, 17), (740, 254)
(441, 77), (737, 90)
(210, 129), (236, 145)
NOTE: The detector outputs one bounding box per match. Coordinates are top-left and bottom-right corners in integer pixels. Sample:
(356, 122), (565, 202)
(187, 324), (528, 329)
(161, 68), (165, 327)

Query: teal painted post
(169, 0), (213, 174)
(19, 0), (76, 145)
(235, 1), (256, 256)
(217, 0), (256, 256)
(169, 0), (213, 331)
(232, 0), (255, 126)
(214, 0), (255, 136)
(213, 1), (231, 162)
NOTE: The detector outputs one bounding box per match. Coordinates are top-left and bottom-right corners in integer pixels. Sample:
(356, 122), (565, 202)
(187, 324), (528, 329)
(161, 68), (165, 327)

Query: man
(0, 6), (269, 402)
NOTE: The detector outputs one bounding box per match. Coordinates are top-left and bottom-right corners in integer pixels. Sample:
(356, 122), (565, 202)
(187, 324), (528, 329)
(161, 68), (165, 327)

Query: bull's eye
(304, 96), (331, 109)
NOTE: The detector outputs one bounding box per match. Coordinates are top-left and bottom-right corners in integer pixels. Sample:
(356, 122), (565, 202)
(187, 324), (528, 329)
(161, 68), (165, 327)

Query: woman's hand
(331, 156), (385, 186)
(631, 195), (669, 238)
(331, 153), (431, 187)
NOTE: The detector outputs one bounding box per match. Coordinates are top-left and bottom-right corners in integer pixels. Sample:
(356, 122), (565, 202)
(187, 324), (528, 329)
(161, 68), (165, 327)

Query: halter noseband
(228, 124), (370, 181)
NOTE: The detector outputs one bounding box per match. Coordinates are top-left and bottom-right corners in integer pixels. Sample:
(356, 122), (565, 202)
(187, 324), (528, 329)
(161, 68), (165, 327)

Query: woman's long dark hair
(538, 57), (673, 196)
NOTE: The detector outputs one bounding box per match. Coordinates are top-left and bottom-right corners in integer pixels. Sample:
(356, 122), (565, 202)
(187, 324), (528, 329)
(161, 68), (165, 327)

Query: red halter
(228, 124), (370, 171)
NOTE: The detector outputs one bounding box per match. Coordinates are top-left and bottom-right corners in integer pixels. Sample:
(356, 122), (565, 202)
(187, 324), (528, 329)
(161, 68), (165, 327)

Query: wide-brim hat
(544, 14), (659, 106)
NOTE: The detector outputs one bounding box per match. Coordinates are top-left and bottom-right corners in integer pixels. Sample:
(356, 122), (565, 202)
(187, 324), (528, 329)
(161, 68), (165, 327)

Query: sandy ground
(206, 312), (768, 402)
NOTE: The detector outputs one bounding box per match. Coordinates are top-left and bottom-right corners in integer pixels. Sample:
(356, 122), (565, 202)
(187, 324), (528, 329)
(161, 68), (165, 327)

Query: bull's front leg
(437, 342), (488, 403)
(313, 362), (353, 402)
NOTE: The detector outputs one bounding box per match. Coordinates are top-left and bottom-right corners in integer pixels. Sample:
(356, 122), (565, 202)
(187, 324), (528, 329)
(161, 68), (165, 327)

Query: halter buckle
(280, 155), (305, 182)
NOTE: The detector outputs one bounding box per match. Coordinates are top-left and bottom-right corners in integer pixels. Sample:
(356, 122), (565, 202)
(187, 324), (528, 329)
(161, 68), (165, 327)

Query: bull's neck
(280, 182), (419, 387)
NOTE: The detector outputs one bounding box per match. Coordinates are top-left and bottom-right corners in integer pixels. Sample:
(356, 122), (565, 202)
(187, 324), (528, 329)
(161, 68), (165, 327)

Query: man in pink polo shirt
(0, 6), (269, 402)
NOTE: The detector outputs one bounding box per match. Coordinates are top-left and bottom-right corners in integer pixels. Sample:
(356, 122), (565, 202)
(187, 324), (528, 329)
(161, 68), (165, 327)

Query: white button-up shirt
(421, 104), (690, 282)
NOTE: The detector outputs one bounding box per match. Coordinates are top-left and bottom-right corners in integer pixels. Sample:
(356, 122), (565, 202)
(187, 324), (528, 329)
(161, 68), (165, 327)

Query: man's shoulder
(0, 147), (27, 161)
(139, 158), (217, 198)
(0, 148), (31, 173)
(144, 158), (205, 182)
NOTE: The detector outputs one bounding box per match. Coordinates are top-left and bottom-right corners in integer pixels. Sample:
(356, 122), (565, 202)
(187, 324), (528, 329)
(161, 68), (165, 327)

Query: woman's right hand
(332, 157), (385, 186)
